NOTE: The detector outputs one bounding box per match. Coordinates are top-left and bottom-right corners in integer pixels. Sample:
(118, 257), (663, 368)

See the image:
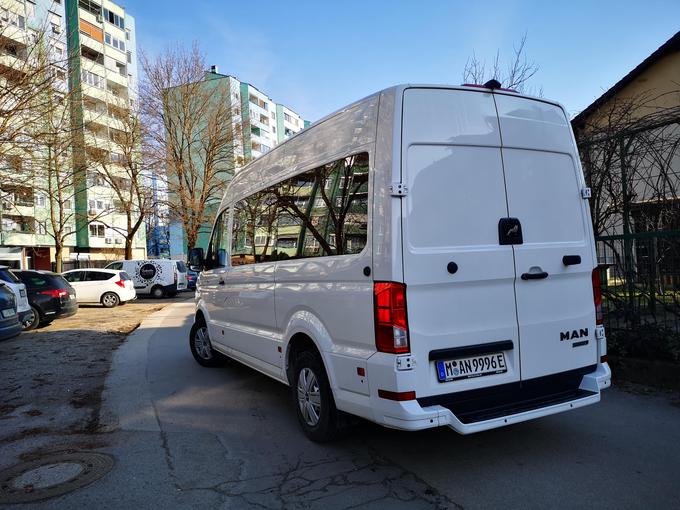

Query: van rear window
(176, 261), (187, 273)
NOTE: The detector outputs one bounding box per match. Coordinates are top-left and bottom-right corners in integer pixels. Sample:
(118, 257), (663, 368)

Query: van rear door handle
(521, 271), (549, 280)
(218, 279), (225, 285)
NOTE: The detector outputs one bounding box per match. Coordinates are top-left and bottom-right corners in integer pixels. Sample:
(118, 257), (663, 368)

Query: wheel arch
(283, 310), (336, 388)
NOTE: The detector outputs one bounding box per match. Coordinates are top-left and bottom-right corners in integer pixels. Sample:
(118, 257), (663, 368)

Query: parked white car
(0, 265), (34, 329)
(62, 269), (136, 308)
(105, 260), (188, 298)
(189, 83), (611, 441)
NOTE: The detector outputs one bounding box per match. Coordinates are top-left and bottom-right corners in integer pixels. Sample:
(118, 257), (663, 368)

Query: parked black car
(13, 271), (78, 330)
(0, 283), (21, 341)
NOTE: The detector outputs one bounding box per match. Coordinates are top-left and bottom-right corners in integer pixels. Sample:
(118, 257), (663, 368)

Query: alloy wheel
(297, 367), (321, 426)
(194, 326), (213, 360)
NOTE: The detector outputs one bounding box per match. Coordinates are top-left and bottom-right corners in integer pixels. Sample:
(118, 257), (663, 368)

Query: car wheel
(22, 307), (40, 331)
(292, 351), (342, 442)
(150, 286), (165, 299)
(189, 319), (226, 367)
(101, 292), (120, 308)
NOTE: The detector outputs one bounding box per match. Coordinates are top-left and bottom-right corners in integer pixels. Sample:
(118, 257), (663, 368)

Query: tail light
(592, 268), (603, 326)
(174, 270), (178, 284)
(374, 282), (409, 353)
(40, 289), (69, 298)
(114, 279), (125, 288)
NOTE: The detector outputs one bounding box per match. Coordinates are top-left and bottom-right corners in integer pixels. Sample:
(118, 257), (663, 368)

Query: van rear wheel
(189, 320), (226, 367)
(150, 286), (165, 299)
(292, 351), (341, 442)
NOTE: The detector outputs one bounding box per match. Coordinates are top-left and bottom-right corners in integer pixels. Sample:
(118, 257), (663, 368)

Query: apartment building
(166, 68), (309, 259)
(0, 0), (145, 269)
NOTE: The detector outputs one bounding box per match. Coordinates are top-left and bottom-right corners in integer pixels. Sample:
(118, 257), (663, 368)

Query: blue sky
(123, 0), (679, 122)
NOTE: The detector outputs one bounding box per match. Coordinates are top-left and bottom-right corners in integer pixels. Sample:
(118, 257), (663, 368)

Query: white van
(105, 259), (188, 298)
(189, 83), (611, 441)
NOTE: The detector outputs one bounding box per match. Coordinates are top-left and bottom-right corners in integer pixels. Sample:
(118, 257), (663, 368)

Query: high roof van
(188, 83), (611, 441)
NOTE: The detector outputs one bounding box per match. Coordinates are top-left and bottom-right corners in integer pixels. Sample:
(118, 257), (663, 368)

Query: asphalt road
(17, 302), (680, 509)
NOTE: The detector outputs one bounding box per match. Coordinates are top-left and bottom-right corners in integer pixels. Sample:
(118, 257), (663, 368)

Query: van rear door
(494, 94), (598, 379)
(400, 88), (520, 396)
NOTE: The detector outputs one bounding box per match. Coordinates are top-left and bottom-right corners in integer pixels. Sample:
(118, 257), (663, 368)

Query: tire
(189, 319), (226, 367)
(101, 292), (120, 308)
(22, 306), (40, 331)
(292, 350), (342, 442)
(150, 286), (165, 299)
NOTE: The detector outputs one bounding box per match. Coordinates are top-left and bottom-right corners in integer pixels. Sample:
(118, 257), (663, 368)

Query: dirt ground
(0, 294), (192, 452)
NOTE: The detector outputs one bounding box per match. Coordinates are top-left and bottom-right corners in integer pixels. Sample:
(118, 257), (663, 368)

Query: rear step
(417, 365), (597, 424)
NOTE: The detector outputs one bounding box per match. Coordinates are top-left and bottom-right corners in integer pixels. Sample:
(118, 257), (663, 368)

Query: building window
(35, 194), (45, 207)
(89, 224), (105, 238)
(26, 1), (36, 18)
(103, 8), (125, 29)
(37, 222), (46, 235)
(105, 32), (125, 51)
(81, 69), (104, 89)
(284, 113), (292, 123)
(79, 0), (101, 16)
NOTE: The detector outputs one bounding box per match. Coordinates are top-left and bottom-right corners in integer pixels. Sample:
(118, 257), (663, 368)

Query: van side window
(206, 209), (230, 269)
(229, 152), (369, 265)
(231, 190), (279, 266)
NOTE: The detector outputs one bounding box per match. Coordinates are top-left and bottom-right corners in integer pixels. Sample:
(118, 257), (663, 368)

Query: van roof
(227, 84), (564, 197)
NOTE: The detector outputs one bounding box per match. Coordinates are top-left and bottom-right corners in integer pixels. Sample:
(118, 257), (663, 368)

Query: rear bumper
(0, 319), (22, 341)
(362, 361), (611, 434)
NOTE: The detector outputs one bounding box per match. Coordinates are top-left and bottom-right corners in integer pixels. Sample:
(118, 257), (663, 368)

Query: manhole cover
(0, 452), (114, 504)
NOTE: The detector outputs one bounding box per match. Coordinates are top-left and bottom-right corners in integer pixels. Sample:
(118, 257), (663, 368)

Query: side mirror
(188, 247), (205, 271)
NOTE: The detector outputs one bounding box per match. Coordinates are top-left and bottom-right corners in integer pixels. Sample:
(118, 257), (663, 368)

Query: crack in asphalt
(169, 443), (463, 509)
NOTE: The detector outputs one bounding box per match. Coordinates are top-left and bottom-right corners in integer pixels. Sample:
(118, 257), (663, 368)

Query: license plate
(1, 308), (14, 318)
(436, 352), (507, 382)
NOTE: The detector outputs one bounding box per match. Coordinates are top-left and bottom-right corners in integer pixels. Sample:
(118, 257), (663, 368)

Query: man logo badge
(560, 328), (588, 341)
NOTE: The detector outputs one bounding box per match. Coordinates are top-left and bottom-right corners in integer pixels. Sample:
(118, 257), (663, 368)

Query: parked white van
(105, 259), (188, 298)
(188, 82), (611, 441)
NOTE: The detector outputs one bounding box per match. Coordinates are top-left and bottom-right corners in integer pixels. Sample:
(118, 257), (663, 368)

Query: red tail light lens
(174, 271), (178, 284)
(40, 289), (69, 298)
(592, 268), (603, 326)
(374, 282), (409, 354)
(114, 279), (125, 288)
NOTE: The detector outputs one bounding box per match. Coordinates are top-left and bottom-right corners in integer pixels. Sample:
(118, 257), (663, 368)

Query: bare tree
(462, 33), (541, 95)
(574, 90), (680, 236)
(140, 43), (242, 252)
(86, 103), (154, 259)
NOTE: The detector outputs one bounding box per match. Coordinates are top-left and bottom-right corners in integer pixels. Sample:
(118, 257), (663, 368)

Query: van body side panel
(400, 88), (521, 397)
(214, 262), (279, 371)
(372, 88), (402, 282)
(494, 95), (598, 379)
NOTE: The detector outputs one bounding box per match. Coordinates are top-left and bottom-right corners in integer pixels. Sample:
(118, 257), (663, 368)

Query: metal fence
(596, 232), (680, 360)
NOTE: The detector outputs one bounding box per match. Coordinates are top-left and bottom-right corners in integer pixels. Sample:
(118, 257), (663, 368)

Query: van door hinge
(581, 187), (592, 199)
(390, 182), (408, 197)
